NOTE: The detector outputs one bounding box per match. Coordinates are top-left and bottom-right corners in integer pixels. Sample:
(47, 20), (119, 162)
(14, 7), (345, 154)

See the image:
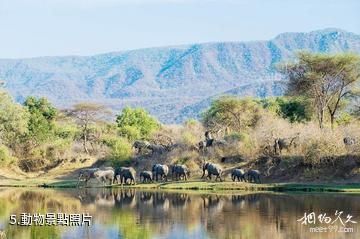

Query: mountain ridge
(0, 28), (359, 123)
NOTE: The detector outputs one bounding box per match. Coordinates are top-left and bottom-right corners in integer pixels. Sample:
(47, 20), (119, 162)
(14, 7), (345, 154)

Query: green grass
(1, 179), (360, 193)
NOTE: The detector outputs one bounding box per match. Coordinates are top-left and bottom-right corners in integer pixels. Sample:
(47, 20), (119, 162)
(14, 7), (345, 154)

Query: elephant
(77, 168), (99, 187)
(133, 140), (150, 154)
(343, 136), (356, 145)
(274, 134), (300, 154)
(231, 168), (246, 182)
(93, 169), (115, 185)
(115, 167), (136, 185)
(147, 144), (167, 154)
(197, 141), (207, 152)
(140, 171), (153, 183)
(201, 162), (223, 181)
(171, 164), (190, 181)
(246, 169), (261, 183)
(152, 164), (169, 181)
(101, 166), (115, 171)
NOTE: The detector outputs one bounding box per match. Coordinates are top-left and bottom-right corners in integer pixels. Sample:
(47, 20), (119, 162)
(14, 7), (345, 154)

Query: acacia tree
(202, 96), (262, 133)
(279, 52), (360, 129)
(66, 103), (110, 154)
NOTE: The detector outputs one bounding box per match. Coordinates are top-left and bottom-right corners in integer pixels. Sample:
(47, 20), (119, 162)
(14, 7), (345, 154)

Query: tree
(66, 103), (110, 154)
(202, 96), (262, 133)
(258, 96), (313, 123)
(23, 96), (57, 145)
(116, 107), (160, 140)
(0, 91), (29, 148)
(279, 52), (360, 128)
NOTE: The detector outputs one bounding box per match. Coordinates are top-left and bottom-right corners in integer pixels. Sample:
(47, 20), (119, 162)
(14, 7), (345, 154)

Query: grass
(1, 178), (360, 193)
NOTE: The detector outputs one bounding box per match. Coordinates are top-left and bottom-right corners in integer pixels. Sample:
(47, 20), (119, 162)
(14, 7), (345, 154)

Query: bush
(118, 125), (141, 141)
(336, 112), (354, 126)
(0, 144), (16, 165)
(181, 131), (198, 146)
(102, 136), (133, 166)
(303, 134), (346, 166)
(55, 124), (78, 140)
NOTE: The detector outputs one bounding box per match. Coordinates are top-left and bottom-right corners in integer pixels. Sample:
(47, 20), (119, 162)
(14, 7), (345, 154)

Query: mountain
(0, 28), (359, 123)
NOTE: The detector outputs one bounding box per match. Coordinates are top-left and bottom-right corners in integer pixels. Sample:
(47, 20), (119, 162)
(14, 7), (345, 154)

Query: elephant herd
(201, 162), (261, 183)
(77, 162), (262, 187)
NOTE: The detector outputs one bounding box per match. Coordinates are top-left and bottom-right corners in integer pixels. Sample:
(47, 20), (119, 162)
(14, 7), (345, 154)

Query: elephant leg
(184, 174), (187, 181)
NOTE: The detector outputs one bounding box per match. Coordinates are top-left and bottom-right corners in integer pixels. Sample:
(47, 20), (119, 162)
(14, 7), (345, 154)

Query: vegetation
(278, 52), (360, 128)
(116, 107), (160, 140)
(0, 52), (359, 185)
(66, 102), (110, 153)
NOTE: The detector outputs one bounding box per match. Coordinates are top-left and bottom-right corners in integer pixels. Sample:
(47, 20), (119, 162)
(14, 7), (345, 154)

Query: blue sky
(0, 0), (359, 58)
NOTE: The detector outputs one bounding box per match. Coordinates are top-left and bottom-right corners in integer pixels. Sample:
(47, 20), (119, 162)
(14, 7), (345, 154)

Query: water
(0, 188), (359, 239)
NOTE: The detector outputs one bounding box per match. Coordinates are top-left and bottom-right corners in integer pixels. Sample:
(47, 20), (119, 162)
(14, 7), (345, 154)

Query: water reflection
(0, 188), (359, 239)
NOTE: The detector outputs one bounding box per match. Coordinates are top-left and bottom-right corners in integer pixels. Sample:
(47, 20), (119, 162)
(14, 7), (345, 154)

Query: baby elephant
(140, 171), (153, 183)
(231, 169), (246, 182)
(94, 169), (115, 186)
(116, 167), (136, 185)
(246, 169), (261, 183)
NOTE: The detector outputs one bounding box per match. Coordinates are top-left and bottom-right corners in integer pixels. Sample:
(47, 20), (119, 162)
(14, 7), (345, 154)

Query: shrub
(0, 144), (16, 165)
(336, 112), (354, 126)
(55, 124), (78, 140)
(181, 131), (198, 146)
(102, 136), (132, 165)
(303, 133), (346, 166)
(118, 125), (141, 141)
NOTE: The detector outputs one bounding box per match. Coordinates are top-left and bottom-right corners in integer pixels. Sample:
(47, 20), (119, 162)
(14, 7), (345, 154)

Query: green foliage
(278, 52), (360, 128)
(23, 96), (57, 144)
(54, 123), (78, 140)
(118, 125), (141, 141)
(0, 91), (29, 147)
(116, 107), (160, 140)
(101, 136), (132, 165)
(24, 96), (57, 120)
(202, 96), (262, 132)
(259, 97), (312, 123)
(0, 144), (16, 165)
(335, 112), (354, 126)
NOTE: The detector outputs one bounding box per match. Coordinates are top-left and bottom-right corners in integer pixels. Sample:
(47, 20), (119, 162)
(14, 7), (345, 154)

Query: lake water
(0, 188), (359, 239)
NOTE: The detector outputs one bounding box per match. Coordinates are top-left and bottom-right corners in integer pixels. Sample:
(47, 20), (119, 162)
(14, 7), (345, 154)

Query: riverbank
(1, 178), (360, 193)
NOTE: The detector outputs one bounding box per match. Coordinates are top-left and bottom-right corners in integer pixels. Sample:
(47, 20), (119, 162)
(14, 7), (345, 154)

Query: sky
(0, 0), (359, 58)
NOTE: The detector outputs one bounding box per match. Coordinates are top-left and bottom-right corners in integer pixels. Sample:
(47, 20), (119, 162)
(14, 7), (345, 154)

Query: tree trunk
(83, 126), (89, 154)
(318, 109), (325, 129)
(329, 110), (335, 130)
